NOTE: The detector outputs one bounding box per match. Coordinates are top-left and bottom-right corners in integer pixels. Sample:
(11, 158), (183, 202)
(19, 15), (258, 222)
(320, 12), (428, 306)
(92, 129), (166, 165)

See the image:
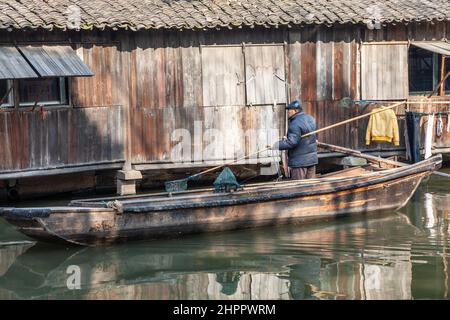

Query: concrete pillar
(116, 170), (142, 196)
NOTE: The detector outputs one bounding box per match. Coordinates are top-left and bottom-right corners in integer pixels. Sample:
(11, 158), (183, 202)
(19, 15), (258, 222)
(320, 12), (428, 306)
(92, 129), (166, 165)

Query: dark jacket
(274, 112), (318, 168)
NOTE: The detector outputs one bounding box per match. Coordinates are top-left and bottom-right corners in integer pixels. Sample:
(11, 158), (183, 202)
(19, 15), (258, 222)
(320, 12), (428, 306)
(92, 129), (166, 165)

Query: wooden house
(0, 0), (450, 199)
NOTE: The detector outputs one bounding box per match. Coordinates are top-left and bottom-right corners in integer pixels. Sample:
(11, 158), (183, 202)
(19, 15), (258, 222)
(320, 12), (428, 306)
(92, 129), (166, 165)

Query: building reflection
(410, 191), (450, 299)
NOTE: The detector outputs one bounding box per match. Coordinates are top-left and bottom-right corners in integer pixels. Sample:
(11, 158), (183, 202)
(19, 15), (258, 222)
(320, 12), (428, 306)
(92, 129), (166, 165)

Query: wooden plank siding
(244, 45), (286, 105)
(0, 22), (449, 175)
(201, 46), (245, 107)
(0, 106), (125, 171)
(360, 43), (408, 100)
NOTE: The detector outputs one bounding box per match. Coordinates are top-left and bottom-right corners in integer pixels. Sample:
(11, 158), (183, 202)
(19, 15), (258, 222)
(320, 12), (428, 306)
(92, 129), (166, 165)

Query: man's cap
(286, 100), (302, 110)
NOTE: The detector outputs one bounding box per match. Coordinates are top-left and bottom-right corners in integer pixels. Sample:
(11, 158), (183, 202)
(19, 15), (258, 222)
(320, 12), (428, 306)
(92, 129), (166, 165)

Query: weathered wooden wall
(0, 21), (449, 176)
(287, 27), (360, 149)
(127, 27), (361, 163)
(0, 106), (124, 172)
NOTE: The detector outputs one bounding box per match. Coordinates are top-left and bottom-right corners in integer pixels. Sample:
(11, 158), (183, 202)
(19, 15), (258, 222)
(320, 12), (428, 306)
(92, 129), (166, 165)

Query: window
(409, 47), (450, 95)
(18, 77), (68, 106)
(0, 80), (13, 107)
(0, 78), (69, 108)
(409, 47), (435, 94)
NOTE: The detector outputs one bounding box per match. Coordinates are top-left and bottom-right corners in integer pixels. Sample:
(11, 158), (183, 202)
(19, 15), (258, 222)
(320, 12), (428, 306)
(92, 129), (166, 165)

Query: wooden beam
(0, 161), (124, 180)
(318, 142), (450, 179)
(133, 156), (280, 171)
(318, 141), (407, 167)
(440, 56), (446, 96)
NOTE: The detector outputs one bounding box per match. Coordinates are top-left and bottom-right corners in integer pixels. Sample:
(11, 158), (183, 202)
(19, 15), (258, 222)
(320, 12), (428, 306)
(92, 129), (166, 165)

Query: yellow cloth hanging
(365, 107), (400, 146)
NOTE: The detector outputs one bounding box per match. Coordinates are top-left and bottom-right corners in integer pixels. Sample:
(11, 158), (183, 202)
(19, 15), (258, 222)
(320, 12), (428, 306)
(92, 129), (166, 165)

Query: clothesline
(406, 111), (450, 116)
(353, 100), (450, 105)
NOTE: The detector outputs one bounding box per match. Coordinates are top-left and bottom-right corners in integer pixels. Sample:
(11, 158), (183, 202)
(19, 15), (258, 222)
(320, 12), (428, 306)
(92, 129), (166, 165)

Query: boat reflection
(2, 209), (435, 300)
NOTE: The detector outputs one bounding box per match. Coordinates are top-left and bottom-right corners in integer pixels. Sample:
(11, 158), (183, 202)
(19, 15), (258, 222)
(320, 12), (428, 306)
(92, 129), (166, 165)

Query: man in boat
(272, 100), (318, 180)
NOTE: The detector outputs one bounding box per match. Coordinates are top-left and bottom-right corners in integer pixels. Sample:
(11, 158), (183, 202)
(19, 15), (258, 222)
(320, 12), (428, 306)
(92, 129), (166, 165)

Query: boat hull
(0, 155), (442, 246)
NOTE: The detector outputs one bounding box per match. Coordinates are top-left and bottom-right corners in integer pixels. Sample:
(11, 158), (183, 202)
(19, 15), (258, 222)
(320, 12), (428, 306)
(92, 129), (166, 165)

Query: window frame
(0, 80), (14, 108)
(408, 47), (450, 96)
(18, 77), (69, 108)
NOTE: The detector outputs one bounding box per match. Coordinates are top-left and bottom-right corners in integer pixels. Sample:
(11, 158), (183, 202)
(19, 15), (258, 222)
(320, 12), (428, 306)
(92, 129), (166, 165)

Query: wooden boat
(0, 212), (414, 299)
(0, 153), (442, 246)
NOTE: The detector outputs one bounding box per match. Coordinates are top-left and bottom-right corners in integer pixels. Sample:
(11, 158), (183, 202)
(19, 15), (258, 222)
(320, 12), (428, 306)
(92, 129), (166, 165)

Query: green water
(0, 172), (450, 300)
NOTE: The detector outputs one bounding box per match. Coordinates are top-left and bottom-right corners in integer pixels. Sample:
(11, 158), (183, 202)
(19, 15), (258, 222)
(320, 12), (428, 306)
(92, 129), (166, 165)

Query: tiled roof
(0, 0), (449, 31)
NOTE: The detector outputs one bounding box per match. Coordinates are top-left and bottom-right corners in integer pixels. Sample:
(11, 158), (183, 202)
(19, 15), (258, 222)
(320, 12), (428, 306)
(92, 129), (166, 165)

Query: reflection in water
(1, 174), (450, 300)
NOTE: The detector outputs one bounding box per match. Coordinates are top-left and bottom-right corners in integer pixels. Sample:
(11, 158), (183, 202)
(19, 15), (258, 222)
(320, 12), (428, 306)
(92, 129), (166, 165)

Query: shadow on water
(0, 171), (450, 300)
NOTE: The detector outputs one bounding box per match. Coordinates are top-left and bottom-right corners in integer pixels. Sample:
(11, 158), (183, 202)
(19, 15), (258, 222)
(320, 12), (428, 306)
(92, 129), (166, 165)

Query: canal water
(0, 172), (449, 300)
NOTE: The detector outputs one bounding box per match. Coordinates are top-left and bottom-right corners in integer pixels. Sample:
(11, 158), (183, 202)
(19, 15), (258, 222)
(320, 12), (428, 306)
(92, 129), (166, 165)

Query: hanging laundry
(405, 112), (421, 163)
(365, 106), (400, 146)
(436, 114), (443, 138)
(424, 114), (435, 160)
(447, 114), (450, 133)
(404, 117), (411, 161)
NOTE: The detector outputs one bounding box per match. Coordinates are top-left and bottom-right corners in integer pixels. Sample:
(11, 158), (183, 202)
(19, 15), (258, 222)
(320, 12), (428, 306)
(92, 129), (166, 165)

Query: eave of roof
(0, 0), (449, 32)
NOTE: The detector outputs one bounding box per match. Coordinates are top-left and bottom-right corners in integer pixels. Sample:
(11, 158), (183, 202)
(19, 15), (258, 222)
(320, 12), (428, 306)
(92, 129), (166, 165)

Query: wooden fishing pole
(318, 141), (450, 178)
(165, 147), (272, 192)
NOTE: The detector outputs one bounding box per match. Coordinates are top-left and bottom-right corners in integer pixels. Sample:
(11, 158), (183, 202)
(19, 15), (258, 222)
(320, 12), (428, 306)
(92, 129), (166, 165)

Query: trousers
(290, 166), (316, 180)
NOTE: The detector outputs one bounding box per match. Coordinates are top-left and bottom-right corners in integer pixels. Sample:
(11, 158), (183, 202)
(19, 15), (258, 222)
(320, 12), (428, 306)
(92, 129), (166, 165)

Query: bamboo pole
(317, 142), (406, 167)
(193, 147), (271, 177)
(355, 101), (450, 105)
(318, 141), (450, 179)
(301, 101), (405, 138)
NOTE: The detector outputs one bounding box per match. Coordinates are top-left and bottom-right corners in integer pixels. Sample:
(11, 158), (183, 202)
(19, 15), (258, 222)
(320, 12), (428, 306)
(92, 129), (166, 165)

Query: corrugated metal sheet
(18, 45), (94, 77)
(0, 46), (38, 80)
(411, 41), (450, 56)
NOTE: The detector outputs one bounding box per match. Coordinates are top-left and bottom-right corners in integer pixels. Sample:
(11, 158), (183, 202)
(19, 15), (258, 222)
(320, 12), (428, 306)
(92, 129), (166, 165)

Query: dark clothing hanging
(405, 112), (421, 163)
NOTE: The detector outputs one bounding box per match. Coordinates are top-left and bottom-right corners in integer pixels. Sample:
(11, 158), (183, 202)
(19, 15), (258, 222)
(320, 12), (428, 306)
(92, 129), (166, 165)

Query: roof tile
(0, 0), (448, 31)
